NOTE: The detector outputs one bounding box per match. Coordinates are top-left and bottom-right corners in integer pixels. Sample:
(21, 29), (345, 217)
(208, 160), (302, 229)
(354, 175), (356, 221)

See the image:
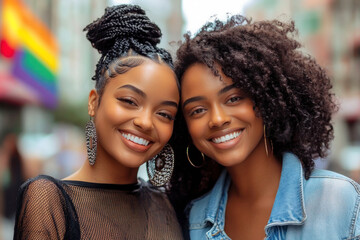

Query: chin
(216, 160), (244, 167)
(113, 153), (149, 168)
(121, 159), (146, 168)
(212, 153), (247, 167)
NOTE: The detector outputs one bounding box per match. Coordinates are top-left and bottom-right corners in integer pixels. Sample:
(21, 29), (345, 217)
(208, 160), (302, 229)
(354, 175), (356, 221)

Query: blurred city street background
(0, 0), (359, 239)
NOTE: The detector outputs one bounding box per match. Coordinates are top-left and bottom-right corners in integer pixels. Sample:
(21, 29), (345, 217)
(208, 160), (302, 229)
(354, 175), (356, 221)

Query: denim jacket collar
(189, 152), (307, 233)
(204, 169), (231, 225)
(265, 152), (307, 232)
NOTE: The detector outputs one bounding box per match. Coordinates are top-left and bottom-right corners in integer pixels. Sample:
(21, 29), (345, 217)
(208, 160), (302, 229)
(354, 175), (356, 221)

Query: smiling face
(89, 60), (179, 169)
(181, 63), (264, 167)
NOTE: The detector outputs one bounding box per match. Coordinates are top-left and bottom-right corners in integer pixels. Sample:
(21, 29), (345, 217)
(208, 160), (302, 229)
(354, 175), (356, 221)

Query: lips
(121, 132), (150, 146)
(211, 130), (243, 144)
(119, 130), (153, 152)
(208, 129), (244, 150)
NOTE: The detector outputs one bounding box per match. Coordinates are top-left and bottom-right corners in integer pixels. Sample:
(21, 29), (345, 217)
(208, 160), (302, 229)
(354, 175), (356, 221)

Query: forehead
(181, 63), (233, 98)
(104, 61), (179, 99)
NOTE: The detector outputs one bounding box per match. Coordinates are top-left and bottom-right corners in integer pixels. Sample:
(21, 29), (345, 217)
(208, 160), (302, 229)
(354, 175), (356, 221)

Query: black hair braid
(83, 4), (174, 87)
(84, 5), (161, 53)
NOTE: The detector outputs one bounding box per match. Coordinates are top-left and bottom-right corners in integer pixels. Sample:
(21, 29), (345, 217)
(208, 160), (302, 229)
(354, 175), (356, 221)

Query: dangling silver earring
(85, 118), (97, 165)
(146, 144), (174, 186)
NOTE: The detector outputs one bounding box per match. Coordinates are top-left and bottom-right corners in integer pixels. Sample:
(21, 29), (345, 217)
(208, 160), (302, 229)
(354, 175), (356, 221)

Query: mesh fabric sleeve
(13, 176), (80, 240)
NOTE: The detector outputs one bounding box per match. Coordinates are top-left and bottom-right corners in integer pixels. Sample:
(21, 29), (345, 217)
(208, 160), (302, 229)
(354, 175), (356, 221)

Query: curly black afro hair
(83, 4), (175, 96)
(168, 15), (338, 222)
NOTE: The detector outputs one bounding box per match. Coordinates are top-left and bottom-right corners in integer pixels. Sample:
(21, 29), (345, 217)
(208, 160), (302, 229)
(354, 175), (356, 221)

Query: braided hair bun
(84, 5), (162, 54)
(84, 4), (173, 83)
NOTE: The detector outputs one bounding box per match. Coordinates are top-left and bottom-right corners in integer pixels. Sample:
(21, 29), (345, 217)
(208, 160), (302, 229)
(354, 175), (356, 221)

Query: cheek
(95, 104), (126, 140)
(185, 118), (207, 143)
(232, 102), (260, 125)
(235, 105), (255, 118)
(236, 106), (263, 140)
(100, 100), (128, 124)
(157, 122), (174, 143)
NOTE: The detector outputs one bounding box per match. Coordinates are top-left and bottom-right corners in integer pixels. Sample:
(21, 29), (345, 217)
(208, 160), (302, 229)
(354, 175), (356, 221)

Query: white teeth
(121, 132), (150, 146)
(212, 130), (242, 144)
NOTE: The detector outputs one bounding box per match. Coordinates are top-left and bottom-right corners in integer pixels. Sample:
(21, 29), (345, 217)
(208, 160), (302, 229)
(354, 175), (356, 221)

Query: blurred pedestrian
(0, 132), (25, 220)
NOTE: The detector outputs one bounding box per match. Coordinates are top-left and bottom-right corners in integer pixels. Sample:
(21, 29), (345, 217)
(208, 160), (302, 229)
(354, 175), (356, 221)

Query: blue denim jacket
(187, 153), (360, 240)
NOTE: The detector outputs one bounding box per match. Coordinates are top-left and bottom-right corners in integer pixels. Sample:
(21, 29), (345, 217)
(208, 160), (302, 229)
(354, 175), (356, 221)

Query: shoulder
(307, 168), (360, 195)
(140, 179), (165, 194)
(18, 175), (68, 207)
(139, 180), (179, 214)
(14, 175), (80, 239)
(21, 175), (64, 194)
(139, 179), (172, 202)
(22, 175), (62, 187)
(304, 169), (360, 236)
(305, 169), (360, 206)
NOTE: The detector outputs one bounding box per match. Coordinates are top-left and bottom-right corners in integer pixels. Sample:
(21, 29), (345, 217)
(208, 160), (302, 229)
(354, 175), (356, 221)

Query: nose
(208, 103), (231, 128)
(133, 109), (154, 131)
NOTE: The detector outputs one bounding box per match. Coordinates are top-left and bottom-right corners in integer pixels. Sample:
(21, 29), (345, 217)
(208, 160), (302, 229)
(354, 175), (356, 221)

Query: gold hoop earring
(264, 125), (273, 157)
(186, 145), (205, 168)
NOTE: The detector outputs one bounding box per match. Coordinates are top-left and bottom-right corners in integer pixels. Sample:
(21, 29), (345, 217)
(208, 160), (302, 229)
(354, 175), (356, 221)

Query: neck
(226, 144), (282, 202)
(64, 148), (139, 184)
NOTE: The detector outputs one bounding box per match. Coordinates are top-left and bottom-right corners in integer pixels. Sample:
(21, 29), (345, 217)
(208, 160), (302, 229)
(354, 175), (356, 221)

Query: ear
(88, 89), (99, 117)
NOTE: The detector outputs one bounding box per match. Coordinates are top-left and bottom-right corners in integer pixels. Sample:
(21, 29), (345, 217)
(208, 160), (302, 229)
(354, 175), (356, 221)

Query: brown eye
(117, 98), (138, 107)
(226, 96), (243, 104)
(189, 108), (206, 117)
(157, 112), (175, 121)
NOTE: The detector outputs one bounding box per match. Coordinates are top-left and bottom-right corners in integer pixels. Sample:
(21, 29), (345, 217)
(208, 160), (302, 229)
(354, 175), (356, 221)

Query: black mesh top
(13, 175), (183, 239)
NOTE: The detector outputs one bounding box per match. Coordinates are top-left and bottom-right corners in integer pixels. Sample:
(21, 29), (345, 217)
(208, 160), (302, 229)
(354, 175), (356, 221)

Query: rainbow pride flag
(0, 0), (58, 108)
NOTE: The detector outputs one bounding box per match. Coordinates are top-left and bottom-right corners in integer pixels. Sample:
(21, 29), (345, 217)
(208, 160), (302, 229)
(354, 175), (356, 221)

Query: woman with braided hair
(169, 15), (360, 239)
(14, 5), (183, 239)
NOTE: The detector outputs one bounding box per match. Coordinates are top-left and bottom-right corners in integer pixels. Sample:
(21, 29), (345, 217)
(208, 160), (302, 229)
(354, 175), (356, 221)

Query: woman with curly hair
(14, 4), (183, 239)
(169, 15), (360, 239)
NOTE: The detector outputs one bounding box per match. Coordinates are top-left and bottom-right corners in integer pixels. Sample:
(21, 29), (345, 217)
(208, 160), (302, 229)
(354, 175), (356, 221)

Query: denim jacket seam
(205, 223), (218, 239)
(187, 194), (215, 228)
(349, 194), (360, 237)
(345, 235), (360, 240)
(299, 161), (307, 222)
(214, 196), (225, 228)
(266, 158), (306, 235)
(211, 172), (229, 232)
(310, 175), (360, 238)
(266, 219), (306, 228)
(210, 177), (230, 239)
(309, 176), (360, 194)
(189, 222), (210, 230)
(210, 224), (221, 236)
(208, 210), (222, 238)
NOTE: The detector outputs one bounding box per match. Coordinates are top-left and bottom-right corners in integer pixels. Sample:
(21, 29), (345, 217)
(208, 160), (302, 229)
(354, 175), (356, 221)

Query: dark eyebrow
(218, 84), (237, 96)
(162, 101), (178, 108)
(182, 83), (237, 109)
(119, 84), (177, 108)
(118, 84), (146, 98)
(182, 96), (206, 109)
